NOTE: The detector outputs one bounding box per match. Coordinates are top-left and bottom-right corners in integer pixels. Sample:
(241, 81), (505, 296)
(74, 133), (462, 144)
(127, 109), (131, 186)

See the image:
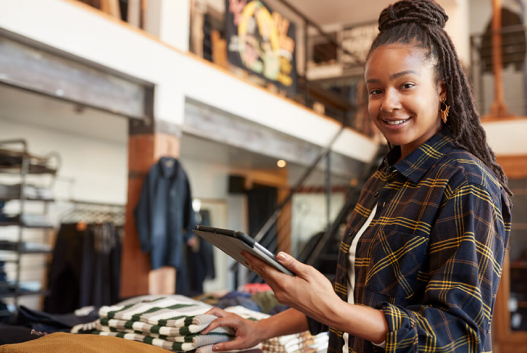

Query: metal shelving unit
(0, 139), (60, 310)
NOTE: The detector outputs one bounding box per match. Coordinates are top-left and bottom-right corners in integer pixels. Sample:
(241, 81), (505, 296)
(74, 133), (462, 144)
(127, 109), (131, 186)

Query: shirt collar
(159, 157), (179, 178)
(384, 125), (455, 184)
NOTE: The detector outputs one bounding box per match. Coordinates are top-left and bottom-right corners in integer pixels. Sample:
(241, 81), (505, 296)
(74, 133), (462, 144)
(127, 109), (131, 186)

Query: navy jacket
(134, 157), (195, 270)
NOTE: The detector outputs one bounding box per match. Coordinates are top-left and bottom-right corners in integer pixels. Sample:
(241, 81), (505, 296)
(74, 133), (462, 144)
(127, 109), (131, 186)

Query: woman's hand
(243, 251), (342, 327)
(201, 307), (266, 351)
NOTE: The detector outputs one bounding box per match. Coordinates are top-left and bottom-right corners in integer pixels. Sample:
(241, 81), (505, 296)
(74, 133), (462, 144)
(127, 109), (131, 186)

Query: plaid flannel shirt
(308, 126), (511, 353)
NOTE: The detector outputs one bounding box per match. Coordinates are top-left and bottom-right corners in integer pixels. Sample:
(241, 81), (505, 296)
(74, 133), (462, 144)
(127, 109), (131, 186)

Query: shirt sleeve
(376, 181), (510, 352)
(306, 315), (328, 335)
(182, 172), (195, 242)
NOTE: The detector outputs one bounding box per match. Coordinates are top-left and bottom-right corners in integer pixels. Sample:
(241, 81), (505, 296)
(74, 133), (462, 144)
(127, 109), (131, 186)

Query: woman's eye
(402, 83), (415, 89)
(369, 89), (382, 96)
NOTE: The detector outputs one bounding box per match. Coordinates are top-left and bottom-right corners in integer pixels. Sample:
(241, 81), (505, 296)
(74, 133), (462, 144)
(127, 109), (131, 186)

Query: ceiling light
(277, 160), (287, 168)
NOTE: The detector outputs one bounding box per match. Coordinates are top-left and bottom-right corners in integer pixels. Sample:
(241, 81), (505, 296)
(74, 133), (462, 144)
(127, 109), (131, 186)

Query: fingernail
(277, 252), (288, 261)
(213, 346), (220, 351)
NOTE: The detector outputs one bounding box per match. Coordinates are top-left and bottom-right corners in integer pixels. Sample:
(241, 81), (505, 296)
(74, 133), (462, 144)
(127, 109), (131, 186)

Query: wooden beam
(183, 99), (365, 178)
(496, 155), (527, 179)
(0, 29), (149, 120)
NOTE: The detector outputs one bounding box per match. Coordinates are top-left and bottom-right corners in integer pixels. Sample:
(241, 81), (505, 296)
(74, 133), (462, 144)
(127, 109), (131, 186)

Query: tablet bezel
(193, 225), (295, 276)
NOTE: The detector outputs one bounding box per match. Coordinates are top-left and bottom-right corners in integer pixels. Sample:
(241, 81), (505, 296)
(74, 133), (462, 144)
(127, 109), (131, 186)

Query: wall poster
(226, 0), (298, 93)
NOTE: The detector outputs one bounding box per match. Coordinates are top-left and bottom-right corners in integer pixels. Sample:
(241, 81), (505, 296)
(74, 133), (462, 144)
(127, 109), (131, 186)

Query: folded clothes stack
(93, 297), (235, 352)
(197, 306), (329, 353)
(93, 297), (329, 353)
(0, 183), (54, 200)
(263, 331), (329, 353)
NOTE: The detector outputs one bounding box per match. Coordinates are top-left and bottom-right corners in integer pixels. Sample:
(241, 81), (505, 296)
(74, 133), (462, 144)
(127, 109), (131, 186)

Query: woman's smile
(381, 116), (412, 129)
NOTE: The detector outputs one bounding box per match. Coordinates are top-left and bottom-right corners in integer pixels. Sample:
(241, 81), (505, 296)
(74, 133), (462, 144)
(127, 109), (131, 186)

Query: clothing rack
(60, 199), (125, 226)
(45, 200), (124, 313)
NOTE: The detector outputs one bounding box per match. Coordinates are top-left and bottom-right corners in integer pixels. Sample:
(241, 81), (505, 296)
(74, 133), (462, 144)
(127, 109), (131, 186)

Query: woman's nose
(381, 89), (401, 113)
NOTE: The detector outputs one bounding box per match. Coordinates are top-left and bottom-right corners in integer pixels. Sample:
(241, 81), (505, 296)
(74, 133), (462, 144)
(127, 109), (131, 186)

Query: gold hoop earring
(440, 97), (450, 124)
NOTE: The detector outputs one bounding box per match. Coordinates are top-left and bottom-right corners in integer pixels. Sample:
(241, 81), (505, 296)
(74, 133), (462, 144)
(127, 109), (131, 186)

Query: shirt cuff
(373, 340), (386, 348)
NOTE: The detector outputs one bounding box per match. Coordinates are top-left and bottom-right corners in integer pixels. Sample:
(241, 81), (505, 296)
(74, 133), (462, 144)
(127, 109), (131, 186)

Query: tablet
(193, 225), (295, 276)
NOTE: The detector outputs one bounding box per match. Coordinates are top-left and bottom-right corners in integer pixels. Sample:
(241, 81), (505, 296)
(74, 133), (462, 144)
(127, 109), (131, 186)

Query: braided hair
(368, 0), (513, 199)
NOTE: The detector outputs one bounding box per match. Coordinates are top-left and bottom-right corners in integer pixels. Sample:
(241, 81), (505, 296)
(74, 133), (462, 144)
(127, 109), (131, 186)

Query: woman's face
(364, 44), (445, 159)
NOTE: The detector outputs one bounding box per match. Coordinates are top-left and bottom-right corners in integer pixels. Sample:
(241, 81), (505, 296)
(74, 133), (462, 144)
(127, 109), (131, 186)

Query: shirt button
(374, 190), (380, 197)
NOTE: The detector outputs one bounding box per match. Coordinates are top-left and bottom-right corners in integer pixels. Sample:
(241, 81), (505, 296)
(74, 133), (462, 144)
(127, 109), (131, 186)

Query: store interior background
(1, 0), (527, 351)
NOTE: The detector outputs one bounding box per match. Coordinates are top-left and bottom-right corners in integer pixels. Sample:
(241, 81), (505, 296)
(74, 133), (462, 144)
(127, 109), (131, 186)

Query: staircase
(231, 131), (386, 287)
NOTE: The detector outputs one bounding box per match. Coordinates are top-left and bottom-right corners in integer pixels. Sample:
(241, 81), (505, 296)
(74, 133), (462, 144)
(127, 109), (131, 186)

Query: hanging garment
(44, 223), (121, 314)
(185, 209), (216, 296)
(134, 157), (195, 270)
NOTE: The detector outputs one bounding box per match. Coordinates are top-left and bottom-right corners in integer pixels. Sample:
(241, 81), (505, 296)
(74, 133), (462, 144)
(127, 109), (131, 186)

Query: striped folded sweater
(93, 297), (234, 351)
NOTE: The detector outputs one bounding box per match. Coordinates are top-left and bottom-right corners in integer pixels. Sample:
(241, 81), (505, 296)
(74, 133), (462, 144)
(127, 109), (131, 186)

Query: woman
(202, 1), (513, 352)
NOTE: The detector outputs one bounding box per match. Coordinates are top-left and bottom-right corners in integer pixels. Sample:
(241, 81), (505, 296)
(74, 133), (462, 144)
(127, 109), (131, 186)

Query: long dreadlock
(368, 0), (513, 200)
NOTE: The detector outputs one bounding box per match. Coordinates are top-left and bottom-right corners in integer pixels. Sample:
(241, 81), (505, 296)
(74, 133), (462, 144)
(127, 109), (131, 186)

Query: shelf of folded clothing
(19, 247), (53, 255)
(0, 184), (54, 202)
(0, 222), (54, 229)
(0, 280), (46, 300)
(0, 288), (49, 300)
(0, 148), (58, 176)
(0, 214), (54, 229)
(0, 196), (55, 202)
(0, 241), (53, 254)
(0, 166), (57, 175)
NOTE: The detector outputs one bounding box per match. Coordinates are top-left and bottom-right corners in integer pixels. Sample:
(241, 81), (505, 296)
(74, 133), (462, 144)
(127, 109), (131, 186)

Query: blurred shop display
(480, 6), (526, 73)
(225, 0), (298, 94)
(190, 0), (381, 136)
(507, 178), (527, 332)
(0, 140), (59, 316)
(77, 0), (144, 27)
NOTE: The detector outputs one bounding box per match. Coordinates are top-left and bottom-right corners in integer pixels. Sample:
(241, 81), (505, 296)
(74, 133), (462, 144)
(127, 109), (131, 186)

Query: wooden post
(120, 94), (182, 297)
(489, 0), (510, 118)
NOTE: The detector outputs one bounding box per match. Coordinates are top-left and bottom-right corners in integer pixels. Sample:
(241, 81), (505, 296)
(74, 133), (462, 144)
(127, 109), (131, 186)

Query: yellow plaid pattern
(307, 126), (511, 353)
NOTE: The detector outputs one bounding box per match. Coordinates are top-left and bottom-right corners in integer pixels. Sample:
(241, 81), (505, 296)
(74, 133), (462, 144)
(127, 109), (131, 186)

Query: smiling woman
(202, 1), (513, 353)
(365, 46), (444, 160)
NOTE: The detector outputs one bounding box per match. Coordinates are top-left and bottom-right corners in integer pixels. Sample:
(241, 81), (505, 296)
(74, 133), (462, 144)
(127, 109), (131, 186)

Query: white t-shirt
(342, 204), (384, 352)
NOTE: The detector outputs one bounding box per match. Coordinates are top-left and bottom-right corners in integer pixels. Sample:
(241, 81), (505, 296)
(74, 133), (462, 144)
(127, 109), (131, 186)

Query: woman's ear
(438, 80), (447, 101)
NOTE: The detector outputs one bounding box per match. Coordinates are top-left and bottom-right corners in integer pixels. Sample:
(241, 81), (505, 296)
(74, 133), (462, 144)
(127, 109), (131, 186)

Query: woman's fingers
(205, 316), (241, 333)
(213, 338), (253, 352)
(201, 309), (262, 351)
(205, 307), (228, 318)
